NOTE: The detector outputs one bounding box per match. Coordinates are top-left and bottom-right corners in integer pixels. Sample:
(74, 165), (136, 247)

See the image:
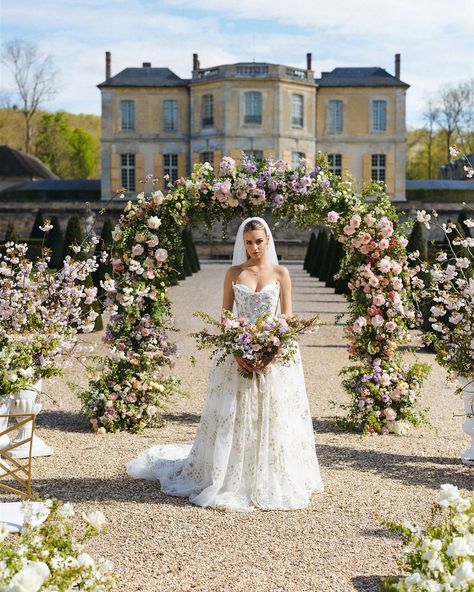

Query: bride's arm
(278, 265), (293, 316)
(221, 266), (235, 314)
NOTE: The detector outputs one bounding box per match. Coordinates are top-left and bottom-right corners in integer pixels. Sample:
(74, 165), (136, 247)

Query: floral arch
(80, 154), (430, 435)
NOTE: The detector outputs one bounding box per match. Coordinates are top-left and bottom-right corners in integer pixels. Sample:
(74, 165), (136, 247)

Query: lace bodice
(232, 282), (280, 323)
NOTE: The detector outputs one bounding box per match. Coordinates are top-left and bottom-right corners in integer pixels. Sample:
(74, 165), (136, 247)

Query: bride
(126, 217), (324, 511)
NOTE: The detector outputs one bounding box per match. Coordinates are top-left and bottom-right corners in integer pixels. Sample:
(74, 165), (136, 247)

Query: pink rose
(400, 237), (408, 247)
(364, 214), (376, 226)
(392, 278), (403, 290)
(147, 405), (157, 416)
(379, 239), (389, 250)
(350, 214), (361, 228)
(327, 211), (340, 223)
(147, 238), (159, 248)
(343, 225), (356, 236)
(384, 408), (397, 421)
(132, 244), (144, 256)
(373, 295), (386, 306)
(379, 258), (391, 273)
(155, 248), (168, 262)
(371, 314), (384, 327)
(385, 321), (397, 332)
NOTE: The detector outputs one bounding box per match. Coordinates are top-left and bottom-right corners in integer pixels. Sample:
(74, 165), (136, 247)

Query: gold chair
(0, 413), (34, 499)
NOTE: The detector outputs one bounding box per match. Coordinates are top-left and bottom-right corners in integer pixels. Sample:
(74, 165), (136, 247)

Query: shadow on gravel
(37, 410), (91, 433)
(21, 478), (191, 506)
(317, 444), (472, 490)
(162, 412), (201, 425)
(312, 418), (343, 434)
(352, 575), (384, 591)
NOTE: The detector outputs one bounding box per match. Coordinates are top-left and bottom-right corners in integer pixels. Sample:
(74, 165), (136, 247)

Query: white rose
(447, 535), (474, 558)
(82, 510), (107, 531)
(18, 367), (35, 379)
(7, 561), (50, 592)
(453, 560), (474, 586)
(438, 483), (461, 508)
(77, 553), (95, 568)
(147, 216), (162, 230)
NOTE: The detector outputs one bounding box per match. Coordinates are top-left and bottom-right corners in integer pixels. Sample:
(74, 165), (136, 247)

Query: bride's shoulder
(273, 264), (291, 284)
(224, 265), (244, 283)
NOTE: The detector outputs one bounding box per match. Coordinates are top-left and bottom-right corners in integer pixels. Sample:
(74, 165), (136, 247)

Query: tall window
(163, 100), (178, 132)
(163, 154), (179, 185)
(328, 154), (342, 176)
(120, 154), (135, 191)
(291, 94), (304, 127)
(327, 100), (343, 133)
(244, 91), (262, 124)
(120, 100), (135, 131)
(371, 154), (386, 182)
(243, 150), (263, 163)
(202, 95), (214, 127)
(292, 151), (306, 169)
(200, 151), (214, 164)
(372, 100), (387, 132)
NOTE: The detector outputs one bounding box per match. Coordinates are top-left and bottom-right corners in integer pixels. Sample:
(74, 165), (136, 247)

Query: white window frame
(163, 153), (179, 185)
(291, 94), (304, 127)
(163, 100), (178, 132)
(327, 100), (343, 134)
(292, 151), (306, 168)
(328, 154), (342, 176)
(244, 91), (262, 125)
(120, 154), (135, 191)
(120, 100), (135, 131)
(371, 154), (386, 182)
(202, 94), (214, 127)
(371, 99), (387, 132)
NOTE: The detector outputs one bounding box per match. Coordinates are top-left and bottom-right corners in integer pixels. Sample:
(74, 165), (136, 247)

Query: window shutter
(135, 153), (144, 188)
(385, 153), (395, 195)
(362, 154), (372, 182)
(111, 152), (121, 192)
(341, 153), (351, 178)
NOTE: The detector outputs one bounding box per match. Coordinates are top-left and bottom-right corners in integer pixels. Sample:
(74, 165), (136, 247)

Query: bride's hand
(233, 355), (254, 374)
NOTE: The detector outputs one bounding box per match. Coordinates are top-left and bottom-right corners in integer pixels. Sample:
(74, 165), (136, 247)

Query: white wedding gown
(126, 282), (324, 511)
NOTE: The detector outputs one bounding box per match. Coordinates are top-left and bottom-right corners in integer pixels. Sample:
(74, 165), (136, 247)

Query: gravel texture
(3, 263), (472, 592)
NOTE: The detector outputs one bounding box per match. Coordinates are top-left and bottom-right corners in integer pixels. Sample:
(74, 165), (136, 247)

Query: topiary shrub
(61, 214), (84, 262)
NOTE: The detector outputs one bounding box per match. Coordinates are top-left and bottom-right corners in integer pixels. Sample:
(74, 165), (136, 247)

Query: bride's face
(243, 229), (269, 261)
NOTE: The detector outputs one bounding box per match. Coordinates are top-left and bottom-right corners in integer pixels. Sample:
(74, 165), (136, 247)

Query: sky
(1, 0), (473, 128)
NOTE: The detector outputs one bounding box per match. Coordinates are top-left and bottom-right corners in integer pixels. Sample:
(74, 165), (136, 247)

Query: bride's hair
(243, 219), (268, 235)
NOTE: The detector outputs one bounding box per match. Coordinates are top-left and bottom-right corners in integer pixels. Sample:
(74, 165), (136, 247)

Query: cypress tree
(310, 230), (327, 278)
(303, 231), (317, 271)
(182, 231), (193, 277)
(30, 211), (45, 239)
(325, 239), (343, 288)
(45, 216), (63, 269)
(406, 220), (427, 264)
(319, 234), (335, 282)
(183, 228), (198, 273)
(61, 214), (84, 262)
(4, 222), (17, 243)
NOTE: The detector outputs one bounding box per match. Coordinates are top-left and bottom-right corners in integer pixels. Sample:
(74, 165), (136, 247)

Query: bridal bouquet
(192, 310), (321, 377)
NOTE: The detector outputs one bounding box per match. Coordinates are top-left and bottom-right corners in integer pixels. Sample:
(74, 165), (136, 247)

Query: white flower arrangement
(382, 484), (474, 591)
(0, 499), (115, 591)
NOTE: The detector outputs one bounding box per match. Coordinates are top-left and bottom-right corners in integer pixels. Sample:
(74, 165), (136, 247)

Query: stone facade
(98, 54), (409, 201)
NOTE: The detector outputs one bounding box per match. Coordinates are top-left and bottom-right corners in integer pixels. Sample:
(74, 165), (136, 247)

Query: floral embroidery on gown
(125, 282), (324, 511)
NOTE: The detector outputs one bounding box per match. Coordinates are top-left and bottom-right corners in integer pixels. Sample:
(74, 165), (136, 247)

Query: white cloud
(0, 0), (472, 127)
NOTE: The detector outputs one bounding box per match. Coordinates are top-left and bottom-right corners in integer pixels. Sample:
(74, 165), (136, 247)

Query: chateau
(98, 52), (409, 201)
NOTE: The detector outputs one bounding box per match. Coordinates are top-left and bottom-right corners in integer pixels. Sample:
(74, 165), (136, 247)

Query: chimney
(105, 51), (111, 80)
(193, 53), (200, 71)
(395, 53), (400, 79)
(306, 52), (312, 71)
(142, 62), (151, 67)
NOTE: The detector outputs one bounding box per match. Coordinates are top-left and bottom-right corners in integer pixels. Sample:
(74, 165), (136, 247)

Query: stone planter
(457, 376), (474, 466)
(9, 379), (53, 459)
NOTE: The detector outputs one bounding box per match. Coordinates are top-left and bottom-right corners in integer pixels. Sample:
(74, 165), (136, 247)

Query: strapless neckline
(232, 281), (279, 294)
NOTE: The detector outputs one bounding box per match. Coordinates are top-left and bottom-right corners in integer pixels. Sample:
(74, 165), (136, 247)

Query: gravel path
(4, 263), (472, 592)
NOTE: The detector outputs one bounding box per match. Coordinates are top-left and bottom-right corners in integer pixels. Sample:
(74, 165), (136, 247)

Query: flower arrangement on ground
(381, 483), (474, 591)
(0, 239), (99, 396)
(323, 184), (431, 434)
(0, 499), (115, 591)
(192, 309), (321, 378)
(412, 202), (474, 381)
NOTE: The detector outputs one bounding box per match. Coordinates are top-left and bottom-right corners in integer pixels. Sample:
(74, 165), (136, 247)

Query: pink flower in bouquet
(147, 405), (157, 416)
(371, 315), (384, 327)
(379, 258), (392, 273)
(274, 194), (285, 206)
(350, 214), (361, 228)
(147, 238), (159, 248)
(392, 278), (403, 291)
(343, 225), (356, 236)
(353, 317), (367, 333)
(379, 239), (390, 250)
(384, 408), (397, 421)
(327, 211), (340, 223)
(364, 213), (376, 226)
